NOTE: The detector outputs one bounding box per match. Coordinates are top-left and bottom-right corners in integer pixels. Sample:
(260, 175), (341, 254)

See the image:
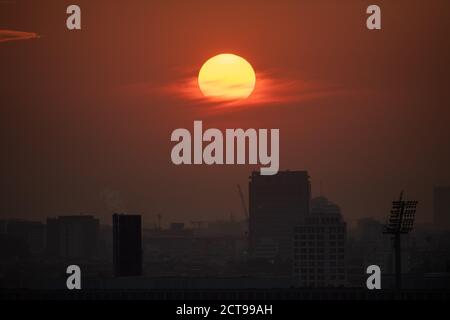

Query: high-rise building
(249, 170), (310, 261)
(293, 197), (347, 287)
(113, 213), (142, 277)
(46, 215), (99, 259)
(434, 186), (450, 230)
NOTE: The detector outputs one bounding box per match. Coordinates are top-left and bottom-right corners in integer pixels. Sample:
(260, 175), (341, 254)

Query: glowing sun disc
(198, 53), (256, 100)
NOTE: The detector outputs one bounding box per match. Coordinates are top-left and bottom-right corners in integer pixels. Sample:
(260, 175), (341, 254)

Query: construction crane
(237, 184), (249, 221)
(156, 213), (162, 230)
(237, 184), (250, 255)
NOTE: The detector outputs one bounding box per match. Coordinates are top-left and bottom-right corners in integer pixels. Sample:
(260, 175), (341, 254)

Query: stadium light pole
(383, 191), (418, 290)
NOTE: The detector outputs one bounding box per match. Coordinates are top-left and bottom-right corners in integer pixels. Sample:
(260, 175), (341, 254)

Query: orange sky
(1, 0), (450, 226)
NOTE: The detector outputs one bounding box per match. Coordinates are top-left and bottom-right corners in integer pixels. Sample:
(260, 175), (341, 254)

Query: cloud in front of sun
(119, 53), (357, 114)
(165, 71), (348, 110)
(0, 30), (40, 43)
(154, 73), (350, 113)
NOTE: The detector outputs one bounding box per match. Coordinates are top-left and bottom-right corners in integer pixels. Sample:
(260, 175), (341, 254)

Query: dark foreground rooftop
(1, 288), (449, 300)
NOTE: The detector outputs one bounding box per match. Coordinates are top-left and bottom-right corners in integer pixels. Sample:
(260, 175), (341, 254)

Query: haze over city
(1, 0), (450, 227)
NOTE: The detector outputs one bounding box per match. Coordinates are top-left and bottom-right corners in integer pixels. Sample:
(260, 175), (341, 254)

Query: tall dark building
(46, 215), (99, 259)
(113, 214), (142, 277)
(249, 170), (311, 261)
(434, 186), (450, 230)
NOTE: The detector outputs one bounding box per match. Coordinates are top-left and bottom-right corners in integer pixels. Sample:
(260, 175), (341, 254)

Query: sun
(198, 53), (256, 101)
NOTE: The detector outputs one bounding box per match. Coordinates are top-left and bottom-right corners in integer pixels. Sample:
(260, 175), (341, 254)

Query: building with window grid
(293, 197), (346, 287)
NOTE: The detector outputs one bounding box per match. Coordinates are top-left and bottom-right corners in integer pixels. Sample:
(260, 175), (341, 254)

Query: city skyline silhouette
(1, 0), (450, 302)
(1, 1), (449, 227)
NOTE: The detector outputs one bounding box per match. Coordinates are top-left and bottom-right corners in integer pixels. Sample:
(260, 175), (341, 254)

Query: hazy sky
(1, 0), (449, 226)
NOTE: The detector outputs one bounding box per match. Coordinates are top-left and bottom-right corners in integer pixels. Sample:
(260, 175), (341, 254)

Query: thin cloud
(161, 71), (351, 110)
(119, 68), (358, 115)
(0, 29), (40, 43)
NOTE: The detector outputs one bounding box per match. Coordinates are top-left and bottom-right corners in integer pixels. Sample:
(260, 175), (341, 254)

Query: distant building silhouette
(249, 171), (310, 261)
(434, 186), (450, 230)
(293, 197), (346, 287)
(0, 220), (45, 255)
(346, 217), (394, 285)
(113, 213), (142, 277)
(46, 215), (99, 259)
(141, 222), (246, 276)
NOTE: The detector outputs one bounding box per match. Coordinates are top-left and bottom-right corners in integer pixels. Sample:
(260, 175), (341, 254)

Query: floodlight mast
(383, 191), (417, 290)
